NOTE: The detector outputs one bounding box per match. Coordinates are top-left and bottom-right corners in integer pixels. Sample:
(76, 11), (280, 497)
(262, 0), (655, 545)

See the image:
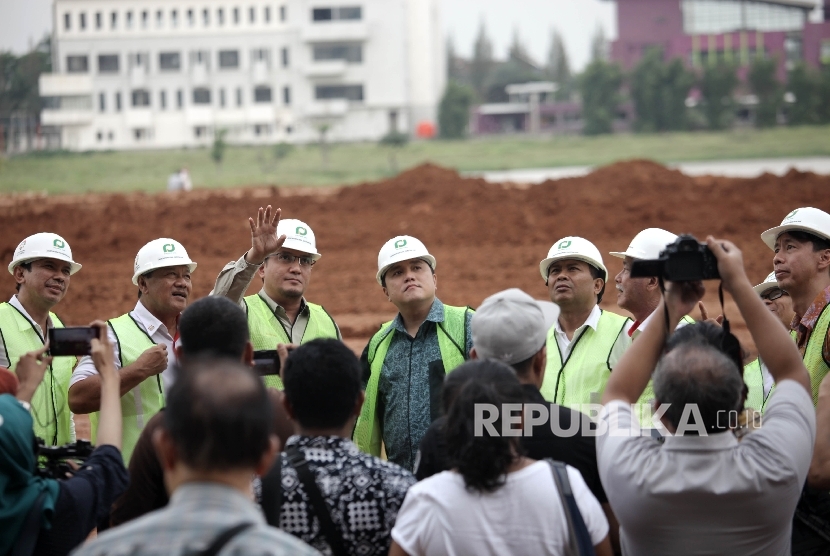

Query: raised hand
(89, 321), (118, 385)
(245, 205), (287, 265)
(706, 237), (751, 295)
(15, 345), (52, 403)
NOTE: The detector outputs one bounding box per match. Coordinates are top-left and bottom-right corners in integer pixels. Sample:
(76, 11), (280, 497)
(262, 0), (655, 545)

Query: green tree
(438, 81), (475, 139)
(0, 36), (52, 120)
(483, 60), (540, 102)
(788, 62), (819, 125)
(547, 29), (573, 101)
(631, 49), (694, 132)
(580, 60), (622, 135)
(470, 20), (494, 99)
(699, 63), (738, 130)
(749, 57), (783, 128)
(590, 23), (608, 63)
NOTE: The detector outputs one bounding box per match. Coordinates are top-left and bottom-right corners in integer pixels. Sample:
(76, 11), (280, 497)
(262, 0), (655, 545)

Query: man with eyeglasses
(743, 271), (796, 414)
(211, 205), (340, 389)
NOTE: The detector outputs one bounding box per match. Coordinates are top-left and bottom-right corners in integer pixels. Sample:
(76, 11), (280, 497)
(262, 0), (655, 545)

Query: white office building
(40, 0), (445, 150)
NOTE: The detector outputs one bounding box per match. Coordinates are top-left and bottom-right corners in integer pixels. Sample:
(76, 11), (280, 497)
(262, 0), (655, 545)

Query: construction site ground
(3, 160), (829, 437)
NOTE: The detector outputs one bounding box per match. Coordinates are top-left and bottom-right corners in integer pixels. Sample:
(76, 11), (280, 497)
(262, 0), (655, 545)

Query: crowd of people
(1, 202), (830, 555)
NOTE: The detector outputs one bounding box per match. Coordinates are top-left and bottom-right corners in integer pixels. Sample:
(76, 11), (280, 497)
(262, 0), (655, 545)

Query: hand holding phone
(253, 350), (280, 376)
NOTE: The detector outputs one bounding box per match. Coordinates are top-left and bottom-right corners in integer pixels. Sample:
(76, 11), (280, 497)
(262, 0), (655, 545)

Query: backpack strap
(547, 459), (596, 556)
(285, 445), (349, 556)
(195, 522), (255, 556)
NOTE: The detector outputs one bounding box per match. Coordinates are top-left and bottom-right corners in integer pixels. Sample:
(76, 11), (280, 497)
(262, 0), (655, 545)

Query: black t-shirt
(414, 384), (607, 504)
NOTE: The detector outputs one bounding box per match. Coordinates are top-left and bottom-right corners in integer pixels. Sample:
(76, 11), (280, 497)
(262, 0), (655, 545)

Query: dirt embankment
(2, 160), (829, 355)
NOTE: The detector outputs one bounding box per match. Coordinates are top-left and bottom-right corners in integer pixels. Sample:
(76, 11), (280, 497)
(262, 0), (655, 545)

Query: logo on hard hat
(558, 240), (572, 250)
(53, 239), (65, 249)
(394, 239), (407, 249)
(162, 244), (175, 253)
(786, 209), (799, 220)
(295, 226), (308, 236)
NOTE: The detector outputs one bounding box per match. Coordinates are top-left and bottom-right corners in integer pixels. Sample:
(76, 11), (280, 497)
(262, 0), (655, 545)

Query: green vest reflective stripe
(803, 303), (830, 406)
(541, 310), (631, 410)
(743, 357), (774, 413)
(632, 314), (695, 426)
(353, 305), (470, 456)
(243, 294), (338, 390)
(90, 313), (164, 464)
(0, 303), (75, 445)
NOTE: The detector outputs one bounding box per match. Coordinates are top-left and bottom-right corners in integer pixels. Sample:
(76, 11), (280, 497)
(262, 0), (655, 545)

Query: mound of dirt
(3, 160), (829, 355)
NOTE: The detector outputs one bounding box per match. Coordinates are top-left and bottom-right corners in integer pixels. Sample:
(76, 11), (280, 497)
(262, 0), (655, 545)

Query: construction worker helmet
(132, 238), (197, 285)
(539, 237), (607, 282)
(761, 207), (830, 250)
(609, 228), (678, 261)
(275, 219), (321, 260)
(753, 271), (780, 296)
(8, 233), (82, 275)
(376, 236), (436, 285)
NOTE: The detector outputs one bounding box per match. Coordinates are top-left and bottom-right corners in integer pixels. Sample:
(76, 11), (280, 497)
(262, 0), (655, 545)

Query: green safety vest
(243, 294), (339, 390)
(634, 314), (696, 427)
(90, 313), (165, 464)
(803, 302), (830, 406)
(0, 303), (75, 445)
(353, 305), (471, 456)
(541, 309), (631, 410)
(743, 357), (774, 413)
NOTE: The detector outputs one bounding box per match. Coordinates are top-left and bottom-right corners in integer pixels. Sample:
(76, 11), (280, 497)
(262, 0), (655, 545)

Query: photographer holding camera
(0, 322), (128, 556)
(597, 236), (814, 554)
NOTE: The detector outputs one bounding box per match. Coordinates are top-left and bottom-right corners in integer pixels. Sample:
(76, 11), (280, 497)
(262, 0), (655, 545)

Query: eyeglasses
(272, 252), (316, 267)
(761, 288), (786, 301)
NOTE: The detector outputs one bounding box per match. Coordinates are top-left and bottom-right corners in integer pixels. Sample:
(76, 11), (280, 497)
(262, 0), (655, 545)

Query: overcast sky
(0, 0), (617, 71)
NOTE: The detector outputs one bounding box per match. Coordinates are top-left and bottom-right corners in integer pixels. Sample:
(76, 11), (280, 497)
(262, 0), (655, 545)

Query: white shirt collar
(9, 294), (55, 336)
(555, 304), (602, 336)
(133, 300), (173, 338)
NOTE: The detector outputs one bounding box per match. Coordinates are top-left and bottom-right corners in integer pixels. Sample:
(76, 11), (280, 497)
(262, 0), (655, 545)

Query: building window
(265, 6), (271, 22)
(254, 86), (272, 103)
(315, 84), (363, 101)
(126, 11), (133, 28)
(313, 43), (362, 63)
(190, 50), (209, 68)
(280, 5), (286, 21)
(233, 7), (240, 24)
(283, 86), (291, 105)
(98, 54), (119, 73)
(130, 53), (148, 72)
(159, 52), (181, 71)
(66, 55), (89, 73)
(194, 126), (209, 138)
(160, 90), (167, 109)
(95, 12), (102, 29)
(171, 9), (178, 27)
(249, 6), (256, 23)
(281, 47), (289, 67)
(108, 131), (114, 141)
(177, 89), (184, 108)
(80, 12), (87, 30)
(218, 50), (240, 69)
(156, 10), (163, 27)
(236, 87), (243, 106)
(141, 10), (148, 28)
(115, 92), (122, 111)
(220, 88), (226, 107)
(187, 9), (194, 26)
(218, 8), (224, 25)
(312, 6), (362, 22)
(132, 89), (151, 107)
(97, 131), (103, 142)
(254, 124), (272, 136)
(64, 13), (71, 30)
(111, 11), (117, 29)
(99, 93), (106, 112)
(193, 87), (212, 104)
(203, 8), (210, 26)
(133, 128), (152, 141)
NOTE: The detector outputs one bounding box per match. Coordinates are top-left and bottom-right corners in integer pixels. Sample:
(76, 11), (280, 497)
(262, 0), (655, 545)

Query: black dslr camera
(630, 234), (720, 282)
(36, 439), (94, 480)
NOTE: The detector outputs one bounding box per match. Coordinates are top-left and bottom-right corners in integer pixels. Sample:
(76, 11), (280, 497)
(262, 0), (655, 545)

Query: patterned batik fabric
(278, 435), (416, 556)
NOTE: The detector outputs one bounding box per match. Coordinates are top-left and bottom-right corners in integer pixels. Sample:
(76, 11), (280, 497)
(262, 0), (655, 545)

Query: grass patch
(1, 125), (829, 194)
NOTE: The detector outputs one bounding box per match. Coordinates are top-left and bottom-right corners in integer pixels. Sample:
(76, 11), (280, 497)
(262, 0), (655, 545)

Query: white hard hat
(132, 238), (197, 285)
(276, 219), (321, 260)
(761, 207), (830, 250)
(753, 271), (780, 296)
(609, 228), (678, 261)
(539, 237), (607, 282)
(376, 236), (436, 285)
(8, 233), (82, 275)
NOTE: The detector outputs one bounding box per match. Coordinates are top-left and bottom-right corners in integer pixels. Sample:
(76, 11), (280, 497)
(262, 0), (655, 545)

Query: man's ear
(432, 272), (437, 291)
(243, 341), (254, 367)
(137, 275), (150, 295)
(353, 390), (366, 417)
(594, 278), (605, 296)
(817, 248), (830, 272)
(13, 265), (27, 287)
(153, 428), (177, 472)
(255, 435), (280, 476)
(382, 286), (389, 300)
(281, 394), (296, 421)
(646, 276), (660, 291)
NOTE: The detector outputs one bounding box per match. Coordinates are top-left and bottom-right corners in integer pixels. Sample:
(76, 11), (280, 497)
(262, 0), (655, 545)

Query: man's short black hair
(179, 296), (249, 360)
(163, 358), (274, 471)
(14, 262), (32, 292)
(783, 231), (830, 252)
(283, 339), (361, 429)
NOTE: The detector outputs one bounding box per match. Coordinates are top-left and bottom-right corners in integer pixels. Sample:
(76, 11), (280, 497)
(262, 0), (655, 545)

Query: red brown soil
(3, 160), (830, 356)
